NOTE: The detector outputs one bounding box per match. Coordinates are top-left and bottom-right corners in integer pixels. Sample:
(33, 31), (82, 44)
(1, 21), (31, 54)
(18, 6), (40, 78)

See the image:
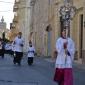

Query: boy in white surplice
(27, 41), (35, 66)
(54, 29), (75, 85)
(12, 32), (24, 66)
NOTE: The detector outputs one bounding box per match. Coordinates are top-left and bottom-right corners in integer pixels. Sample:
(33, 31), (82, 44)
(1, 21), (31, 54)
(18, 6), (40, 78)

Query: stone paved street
(0, 54), (85, 85)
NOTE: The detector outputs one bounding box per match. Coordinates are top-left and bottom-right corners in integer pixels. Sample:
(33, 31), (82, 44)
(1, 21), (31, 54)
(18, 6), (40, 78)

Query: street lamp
(59, 1), (76, 36)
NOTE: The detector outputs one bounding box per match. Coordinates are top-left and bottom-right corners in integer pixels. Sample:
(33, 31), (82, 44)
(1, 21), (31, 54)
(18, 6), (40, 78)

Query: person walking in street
(12, 32), (24, 66)
(54, 29), (75, 85)
(5, 41), (13, 56)
(2, 38), (6, 59)
(27, 41), (35, 66)
(0, 38), (4, 58)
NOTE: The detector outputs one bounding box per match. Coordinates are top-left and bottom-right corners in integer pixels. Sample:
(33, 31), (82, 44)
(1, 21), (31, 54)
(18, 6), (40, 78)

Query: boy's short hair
(18, 32), (22, 35)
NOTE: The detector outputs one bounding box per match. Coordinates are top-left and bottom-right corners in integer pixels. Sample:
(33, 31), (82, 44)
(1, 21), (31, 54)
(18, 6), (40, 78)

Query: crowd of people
(0, 32), (35, 66)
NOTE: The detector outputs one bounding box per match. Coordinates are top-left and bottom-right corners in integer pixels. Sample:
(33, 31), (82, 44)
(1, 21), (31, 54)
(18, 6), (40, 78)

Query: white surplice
(55, 37), (75, 68)
(12, 37), (24, 52)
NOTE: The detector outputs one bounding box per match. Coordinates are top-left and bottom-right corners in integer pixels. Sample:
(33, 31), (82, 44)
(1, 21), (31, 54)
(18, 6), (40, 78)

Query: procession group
(0, 32), (35, 66)
(0, 29), (75, 85)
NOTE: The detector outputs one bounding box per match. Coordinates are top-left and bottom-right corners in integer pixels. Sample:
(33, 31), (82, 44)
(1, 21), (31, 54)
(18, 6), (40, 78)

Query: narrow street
(0, 54), (85, 85)
(0, 54), (56, 85)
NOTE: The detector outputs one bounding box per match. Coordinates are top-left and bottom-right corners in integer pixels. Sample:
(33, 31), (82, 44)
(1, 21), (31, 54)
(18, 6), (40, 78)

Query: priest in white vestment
(54, 29), (75, 85)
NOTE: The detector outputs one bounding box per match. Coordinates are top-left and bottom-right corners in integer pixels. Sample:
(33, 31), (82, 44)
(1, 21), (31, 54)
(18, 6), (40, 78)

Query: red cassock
(54, 68), (73, 85)
(54, 68), (64, 85)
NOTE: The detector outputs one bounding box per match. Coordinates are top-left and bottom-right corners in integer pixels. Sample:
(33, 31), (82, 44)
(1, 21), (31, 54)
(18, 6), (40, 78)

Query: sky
(0, 0), (15, 29)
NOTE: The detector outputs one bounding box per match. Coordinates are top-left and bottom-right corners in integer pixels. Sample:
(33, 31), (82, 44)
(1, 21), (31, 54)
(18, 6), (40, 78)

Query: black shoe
(14, 62), (16, 65)
(18, 63), (21, 66)
(2, 56), (4, 59)
(28, 62), (32, 66)
(13, 60), (16, 65)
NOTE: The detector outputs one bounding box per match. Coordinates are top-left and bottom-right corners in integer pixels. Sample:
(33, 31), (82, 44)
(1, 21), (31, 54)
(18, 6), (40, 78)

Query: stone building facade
(31, 0), (85, 63)
(10, 0), (85, 63)
(30, 0), (65, 57)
